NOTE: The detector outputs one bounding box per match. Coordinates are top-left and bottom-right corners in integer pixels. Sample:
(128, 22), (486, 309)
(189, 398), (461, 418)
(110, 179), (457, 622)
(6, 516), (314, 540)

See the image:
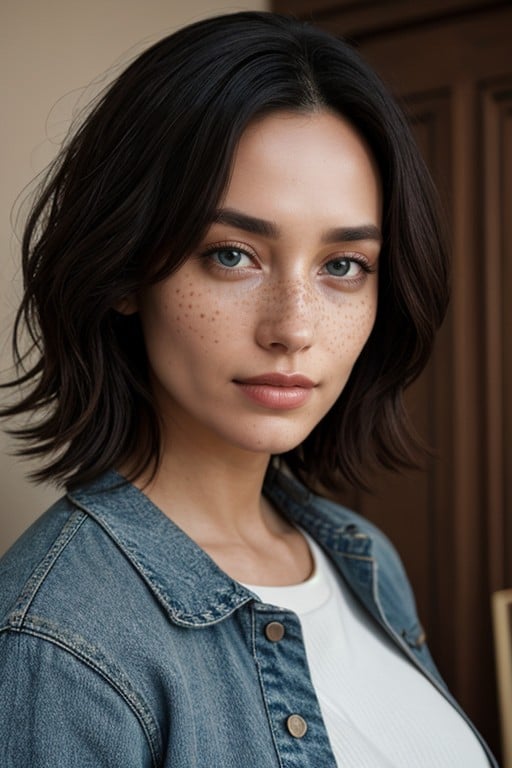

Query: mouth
(234, 373), (315, 388)
(233, 373), (316, 409)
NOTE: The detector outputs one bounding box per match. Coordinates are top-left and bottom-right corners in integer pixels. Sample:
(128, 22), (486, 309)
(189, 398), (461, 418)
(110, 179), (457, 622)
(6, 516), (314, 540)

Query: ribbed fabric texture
(244, 533), (488, 767)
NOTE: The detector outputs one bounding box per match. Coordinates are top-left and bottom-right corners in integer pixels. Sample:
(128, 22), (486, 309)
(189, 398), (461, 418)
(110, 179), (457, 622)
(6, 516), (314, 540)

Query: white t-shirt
(243, 533), (489, 767)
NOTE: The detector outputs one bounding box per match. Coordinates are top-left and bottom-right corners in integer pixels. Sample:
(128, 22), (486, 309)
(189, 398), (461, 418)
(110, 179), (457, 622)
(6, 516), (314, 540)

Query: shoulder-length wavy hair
(1, 11), (449, 491)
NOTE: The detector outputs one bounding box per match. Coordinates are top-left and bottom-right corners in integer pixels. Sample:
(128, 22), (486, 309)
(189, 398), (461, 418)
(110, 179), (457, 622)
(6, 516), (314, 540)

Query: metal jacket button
(286, 714), (308, 738)
(264, 621), (285, 642)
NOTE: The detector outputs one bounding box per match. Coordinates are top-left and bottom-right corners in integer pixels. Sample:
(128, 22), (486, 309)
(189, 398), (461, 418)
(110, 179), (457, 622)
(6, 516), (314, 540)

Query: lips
(234, 373), (315, 388)
(233, 373), (315, 409)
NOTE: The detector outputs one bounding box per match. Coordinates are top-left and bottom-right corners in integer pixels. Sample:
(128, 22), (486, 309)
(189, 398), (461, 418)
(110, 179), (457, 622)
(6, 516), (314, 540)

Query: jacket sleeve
(0, 630), (156, 768)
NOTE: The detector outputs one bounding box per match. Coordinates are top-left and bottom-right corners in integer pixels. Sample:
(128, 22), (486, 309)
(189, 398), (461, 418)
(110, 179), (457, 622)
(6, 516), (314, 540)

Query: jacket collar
(68, 468), (375, 628)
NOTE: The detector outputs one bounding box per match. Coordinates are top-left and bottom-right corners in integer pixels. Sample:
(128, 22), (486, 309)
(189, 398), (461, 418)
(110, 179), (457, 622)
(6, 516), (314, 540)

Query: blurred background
(2, 0), (511, 762)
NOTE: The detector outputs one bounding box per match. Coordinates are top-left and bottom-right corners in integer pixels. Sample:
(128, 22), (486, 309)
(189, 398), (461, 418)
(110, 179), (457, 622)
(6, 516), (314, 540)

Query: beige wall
(0, 0), (268, 555)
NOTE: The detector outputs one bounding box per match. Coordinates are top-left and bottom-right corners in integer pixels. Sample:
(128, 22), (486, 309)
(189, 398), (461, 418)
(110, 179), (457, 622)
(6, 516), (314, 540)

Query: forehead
(221, 110), (382, 227)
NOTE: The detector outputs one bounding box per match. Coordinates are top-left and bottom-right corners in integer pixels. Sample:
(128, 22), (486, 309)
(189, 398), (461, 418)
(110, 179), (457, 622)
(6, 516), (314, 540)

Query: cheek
(166, 282), (227, 347)
(323, 295), (377, 357)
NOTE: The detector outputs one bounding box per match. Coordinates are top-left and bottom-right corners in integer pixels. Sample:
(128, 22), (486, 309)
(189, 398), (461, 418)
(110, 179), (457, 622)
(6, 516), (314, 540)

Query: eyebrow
(213, 208), (382, 244)
(213, 209), (279, 238)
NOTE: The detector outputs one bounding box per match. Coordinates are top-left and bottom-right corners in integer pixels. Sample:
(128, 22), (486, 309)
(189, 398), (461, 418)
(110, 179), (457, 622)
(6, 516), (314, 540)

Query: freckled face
(137, 110), (381, 456)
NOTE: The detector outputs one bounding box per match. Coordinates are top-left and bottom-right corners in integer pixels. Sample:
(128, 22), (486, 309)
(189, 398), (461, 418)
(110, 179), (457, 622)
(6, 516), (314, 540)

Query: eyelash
(199, 242), (257, 275)
(200, 241), (375, 281)
(323, 255), (375, 278)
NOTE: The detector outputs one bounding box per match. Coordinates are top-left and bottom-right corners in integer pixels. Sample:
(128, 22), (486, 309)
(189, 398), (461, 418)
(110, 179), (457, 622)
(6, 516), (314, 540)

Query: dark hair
(1, 11), (449, 491)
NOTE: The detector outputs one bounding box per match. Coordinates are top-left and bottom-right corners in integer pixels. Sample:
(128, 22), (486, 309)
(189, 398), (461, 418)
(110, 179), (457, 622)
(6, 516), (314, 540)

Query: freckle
(189, 291), (194, 297)
(200, 313), (205, 318)
(188, 304), (192, 309)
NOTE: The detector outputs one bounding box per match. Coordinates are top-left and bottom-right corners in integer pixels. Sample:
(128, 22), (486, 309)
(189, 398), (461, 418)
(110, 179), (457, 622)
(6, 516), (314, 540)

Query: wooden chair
(492, 589), (512, 768)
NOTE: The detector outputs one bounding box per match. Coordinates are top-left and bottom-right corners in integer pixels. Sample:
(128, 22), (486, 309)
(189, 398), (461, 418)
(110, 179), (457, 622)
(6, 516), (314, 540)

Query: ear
(115, 295), (138, 315)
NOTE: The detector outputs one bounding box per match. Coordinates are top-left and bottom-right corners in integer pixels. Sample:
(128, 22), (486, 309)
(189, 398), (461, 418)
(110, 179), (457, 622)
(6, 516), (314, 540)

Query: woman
(0, 11), (497, 767)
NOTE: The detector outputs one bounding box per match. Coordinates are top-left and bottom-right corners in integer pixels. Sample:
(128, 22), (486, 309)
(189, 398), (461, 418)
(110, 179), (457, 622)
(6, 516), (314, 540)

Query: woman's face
(137, 110), (381, 458)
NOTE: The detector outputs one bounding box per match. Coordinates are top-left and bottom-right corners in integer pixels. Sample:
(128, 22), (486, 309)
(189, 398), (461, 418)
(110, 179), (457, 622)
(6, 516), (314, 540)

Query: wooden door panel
(275, 0), (505, 37)
(482, 78), (512, 589)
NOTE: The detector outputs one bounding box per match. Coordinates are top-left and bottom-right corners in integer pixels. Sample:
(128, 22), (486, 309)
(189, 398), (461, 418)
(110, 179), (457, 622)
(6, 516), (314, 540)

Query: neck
(127, 422), (313, 586)
(132, 423), (274, 539)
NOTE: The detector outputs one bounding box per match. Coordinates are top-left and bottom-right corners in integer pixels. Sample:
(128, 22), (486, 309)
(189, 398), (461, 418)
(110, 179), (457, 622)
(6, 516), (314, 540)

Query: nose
(255, 279), (315, 354)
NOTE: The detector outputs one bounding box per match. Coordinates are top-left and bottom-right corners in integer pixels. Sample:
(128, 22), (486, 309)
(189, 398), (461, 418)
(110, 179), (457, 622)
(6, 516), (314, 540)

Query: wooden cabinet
(273, 0), (512, 757)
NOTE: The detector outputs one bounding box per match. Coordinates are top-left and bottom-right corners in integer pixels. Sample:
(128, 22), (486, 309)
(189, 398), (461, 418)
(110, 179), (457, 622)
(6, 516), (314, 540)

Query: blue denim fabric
(0, 467), (498, 767)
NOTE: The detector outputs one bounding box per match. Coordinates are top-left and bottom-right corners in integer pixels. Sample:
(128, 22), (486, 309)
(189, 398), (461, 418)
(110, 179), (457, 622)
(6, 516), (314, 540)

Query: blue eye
(325, 258), (353, 276)
(212, 249), (247, 268)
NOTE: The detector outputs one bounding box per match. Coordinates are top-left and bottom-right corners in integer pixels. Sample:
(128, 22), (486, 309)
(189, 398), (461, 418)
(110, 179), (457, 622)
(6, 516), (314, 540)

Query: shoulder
(0, 490), (163, 765)
(0, 481), (153, 654)
(0, 487), (149, 660)
(0, 480), (170, 649)
(0, 495), (84, 623)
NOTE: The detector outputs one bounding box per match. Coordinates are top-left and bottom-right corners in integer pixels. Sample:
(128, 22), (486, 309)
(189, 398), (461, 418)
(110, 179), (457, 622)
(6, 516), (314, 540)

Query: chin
(234, 428), (312, 457)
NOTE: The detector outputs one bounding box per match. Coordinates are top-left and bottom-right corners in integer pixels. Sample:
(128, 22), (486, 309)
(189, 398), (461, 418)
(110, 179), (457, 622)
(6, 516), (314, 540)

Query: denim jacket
(0, 467), (497, 767)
